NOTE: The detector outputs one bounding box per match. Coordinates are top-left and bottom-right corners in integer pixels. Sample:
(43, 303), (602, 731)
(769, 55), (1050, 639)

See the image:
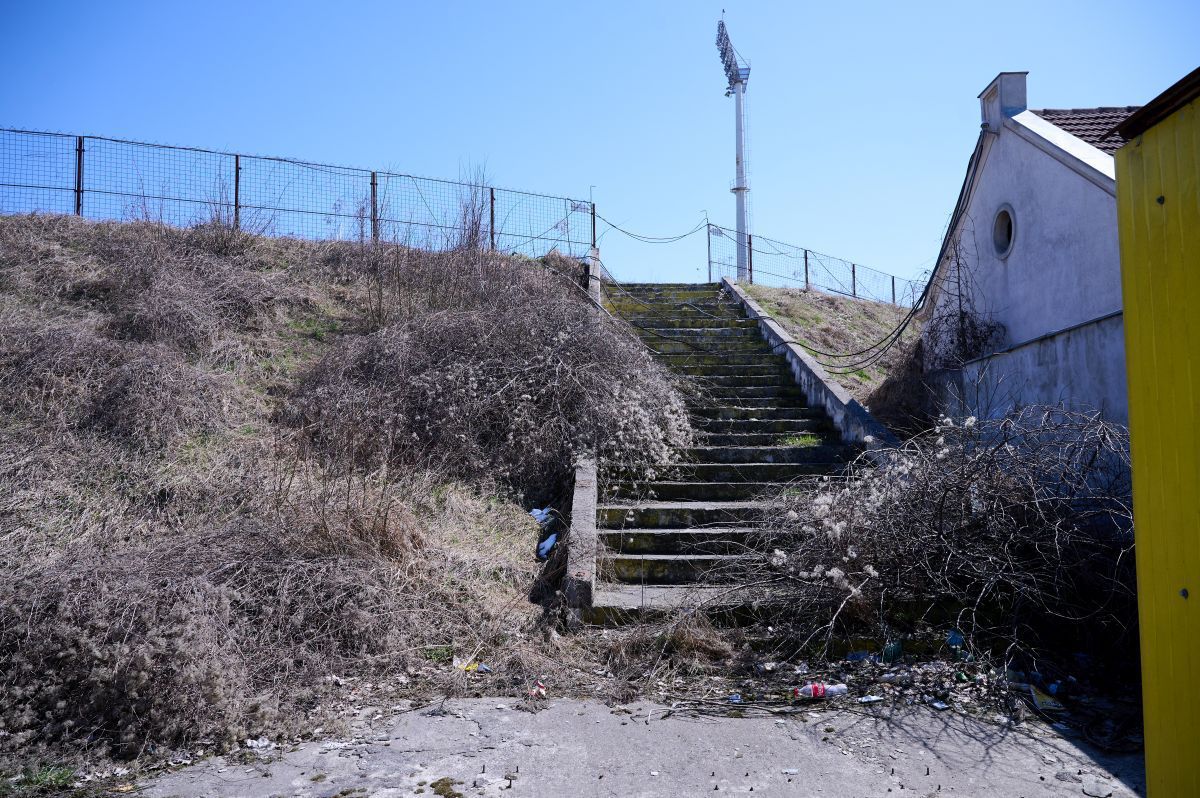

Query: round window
(993, 205), (1015, 258)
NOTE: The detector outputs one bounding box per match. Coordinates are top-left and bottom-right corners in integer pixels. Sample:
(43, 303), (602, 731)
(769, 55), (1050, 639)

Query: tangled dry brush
(730, 407), (1136, 669)
(0, 214), (691, 761)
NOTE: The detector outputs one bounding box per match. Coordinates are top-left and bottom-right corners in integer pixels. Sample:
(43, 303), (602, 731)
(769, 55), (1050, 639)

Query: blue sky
(1, 0), (1195, 283)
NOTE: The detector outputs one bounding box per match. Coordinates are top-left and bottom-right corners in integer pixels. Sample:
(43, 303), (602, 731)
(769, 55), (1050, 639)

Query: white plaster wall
(953, 128), (1123, 346)
(957, 313), (1129, 424)
(922, 118), (1129, 425)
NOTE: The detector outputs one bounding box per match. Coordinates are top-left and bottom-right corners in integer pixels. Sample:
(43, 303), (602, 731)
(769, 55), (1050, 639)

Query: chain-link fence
(0, 128), (596, 257)
(707, 224), (923, 307)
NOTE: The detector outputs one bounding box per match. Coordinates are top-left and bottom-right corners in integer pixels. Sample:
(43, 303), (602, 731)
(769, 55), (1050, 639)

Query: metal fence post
(74, 136), (84, 216)
(891, 275), (896, 305)
(803, 249), (810, 290)
(489, 188), (496, 250)
(233, 154), (241, 231)
(591, 202), (597, 249)
(369, 171), (379, 243)
(706, 225), (712, 283)
(747, 234), (754, 284)
(851, 263), (857, 297)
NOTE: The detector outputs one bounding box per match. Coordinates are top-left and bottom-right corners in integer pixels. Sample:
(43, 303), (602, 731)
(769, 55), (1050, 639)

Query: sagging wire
(595, 213), (709, 244)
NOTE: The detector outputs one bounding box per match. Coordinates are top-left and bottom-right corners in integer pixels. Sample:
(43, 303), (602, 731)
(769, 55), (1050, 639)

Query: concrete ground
(140, 699), (1143, 798)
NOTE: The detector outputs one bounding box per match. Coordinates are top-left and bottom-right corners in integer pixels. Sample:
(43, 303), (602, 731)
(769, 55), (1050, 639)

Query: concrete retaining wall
(564, 457), (598, 609)
(936, 311), (1127, 424)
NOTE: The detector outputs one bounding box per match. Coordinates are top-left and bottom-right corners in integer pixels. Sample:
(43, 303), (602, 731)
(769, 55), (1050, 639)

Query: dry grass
(0, 213), (692, 765)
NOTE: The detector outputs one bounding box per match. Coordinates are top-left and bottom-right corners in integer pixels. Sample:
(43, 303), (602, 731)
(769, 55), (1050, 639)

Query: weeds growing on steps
(0, 213), (692, 765)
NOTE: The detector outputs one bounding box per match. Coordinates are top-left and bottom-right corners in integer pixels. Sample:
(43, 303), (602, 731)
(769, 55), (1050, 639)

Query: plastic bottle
(794, 682), (848, 699)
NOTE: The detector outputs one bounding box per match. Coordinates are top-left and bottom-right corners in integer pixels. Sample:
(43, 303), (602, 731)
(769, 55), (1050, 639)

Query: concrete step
(600, 553), (749, 584)
(635, 326), (762, 339)
(697, 385), (808, 398)
(685, 396), (807, 410)
(599, 527), (755, 555)
(653, 461), (837, 482)
(672, 366), (794, 380)
(606, 299), (744, 316)
(586, 583), (773, 623)
(696, 417), (829, 434)
(621, 316), (759, 329)
(617, 285), (723, 298)
(608, 481), (781, 501)
(701, 431), (838, 447)
(690, 405), (817, 420)
(598, 500), (768, 528)
(646, 338), (775, 355)
(691, 378), (803, 391)
(656, 353), (787, 368)
(686, 444), (853, 464)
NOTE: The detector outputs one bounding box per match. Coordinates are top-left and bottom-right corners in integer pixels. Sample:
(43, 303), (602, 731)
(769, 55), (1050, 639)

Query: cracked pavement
(141, 698), (1144, 797)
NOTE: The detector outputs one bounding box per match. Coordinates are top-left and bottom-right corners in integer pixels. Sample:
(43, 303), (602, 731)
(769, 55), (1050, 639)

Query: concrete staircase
(591, 282), (856, 616)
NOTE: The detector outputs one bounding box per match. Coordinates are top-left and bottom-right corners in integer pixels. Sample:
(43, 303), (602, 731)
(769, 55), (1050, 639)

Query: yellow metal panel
(1116, 95), (1200, 797)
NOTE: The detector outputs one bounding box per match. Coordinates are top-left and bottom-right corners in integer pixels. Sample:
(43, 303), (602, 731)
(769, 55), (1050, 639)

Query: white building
(921, 72), (1139, 423)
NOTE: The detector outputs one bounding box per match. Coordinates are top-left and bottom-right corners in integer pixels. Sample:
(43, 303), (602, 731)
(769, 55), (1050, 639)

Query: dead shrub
(731, 406), (1135, 666)
(287, 248), (692, 501)
(0, 473), (541, 759)
(0, 323), (227, 450)
(605, 614), (733, 681)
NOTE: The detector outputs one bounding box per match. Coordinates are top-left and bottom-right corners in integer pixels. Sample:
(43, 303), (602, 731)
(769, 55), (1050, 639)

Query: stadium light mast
(716, 19), (751, 281)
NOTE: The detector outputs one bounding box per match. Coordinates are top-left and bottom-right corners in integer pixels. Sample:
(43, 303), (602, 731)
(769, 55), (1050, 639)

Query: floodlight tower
(716, 19), (751, 281)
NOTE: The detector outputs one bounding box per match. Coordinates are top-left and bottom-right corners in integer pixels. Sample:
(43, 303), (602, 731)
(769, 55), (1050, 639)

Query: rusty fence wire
(707, 223), (923, 307)
(0, 128), (596, 258)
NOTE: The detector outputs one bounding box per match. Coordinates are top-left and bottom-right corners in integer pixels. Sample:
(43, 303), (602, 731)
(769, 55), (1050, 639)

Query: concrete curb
(564, 457), (598, 608)
(721, 278), (899, 453)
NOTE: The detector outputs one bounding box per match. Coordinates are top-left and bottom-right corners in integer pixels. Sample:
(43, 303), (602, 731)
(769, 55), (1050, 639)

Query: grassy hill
(0, 214), (691, 764)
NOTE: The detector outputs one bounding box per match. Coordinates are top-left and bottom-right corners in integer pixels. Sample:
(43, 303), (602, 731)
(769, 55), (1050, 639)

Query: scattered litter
(929, 701), (951, 711)
(1081, 778), (1115, 797)
(456, 660), (494, 674)
(858, 695), (885, 704)
(882, 641), (903, 663)
(945, 629), (965, 648)
(650, 771), (660, 777)
(536, 532), (558, 560)
(530, 507), (553, 526)
(728, 693), (743, 704)
(1030, 686), (1066, 713)
(795, 683), (848, 699)
(781, 769), (799, 775)
(792, 662), (810, 675)
(845, 650), (871, 662)
(528, 681), (547, 699)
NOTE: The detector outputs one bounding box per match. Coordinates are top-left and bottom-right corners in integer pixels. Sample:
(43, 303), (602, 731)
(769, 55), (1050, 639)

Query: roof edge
(1009, 111), (1116, 188)
(1113, 65), (1200, 140)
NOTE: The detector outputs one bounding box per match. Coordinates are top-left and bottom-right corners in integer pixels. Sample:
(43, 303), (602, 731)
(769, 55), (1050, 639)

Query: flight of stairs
(591, 282), (856, 616)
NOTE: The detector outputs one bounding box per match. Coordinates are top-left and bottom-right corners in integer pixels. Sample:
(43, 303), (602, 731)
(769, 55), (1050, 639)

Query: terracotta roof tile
(1030, 107), (1141, 154)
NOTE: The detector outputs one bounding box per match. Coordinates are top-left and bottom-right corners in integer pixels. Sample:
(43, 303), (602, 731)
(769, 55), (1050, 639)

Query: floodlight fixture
(716, 21), (749, 92)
